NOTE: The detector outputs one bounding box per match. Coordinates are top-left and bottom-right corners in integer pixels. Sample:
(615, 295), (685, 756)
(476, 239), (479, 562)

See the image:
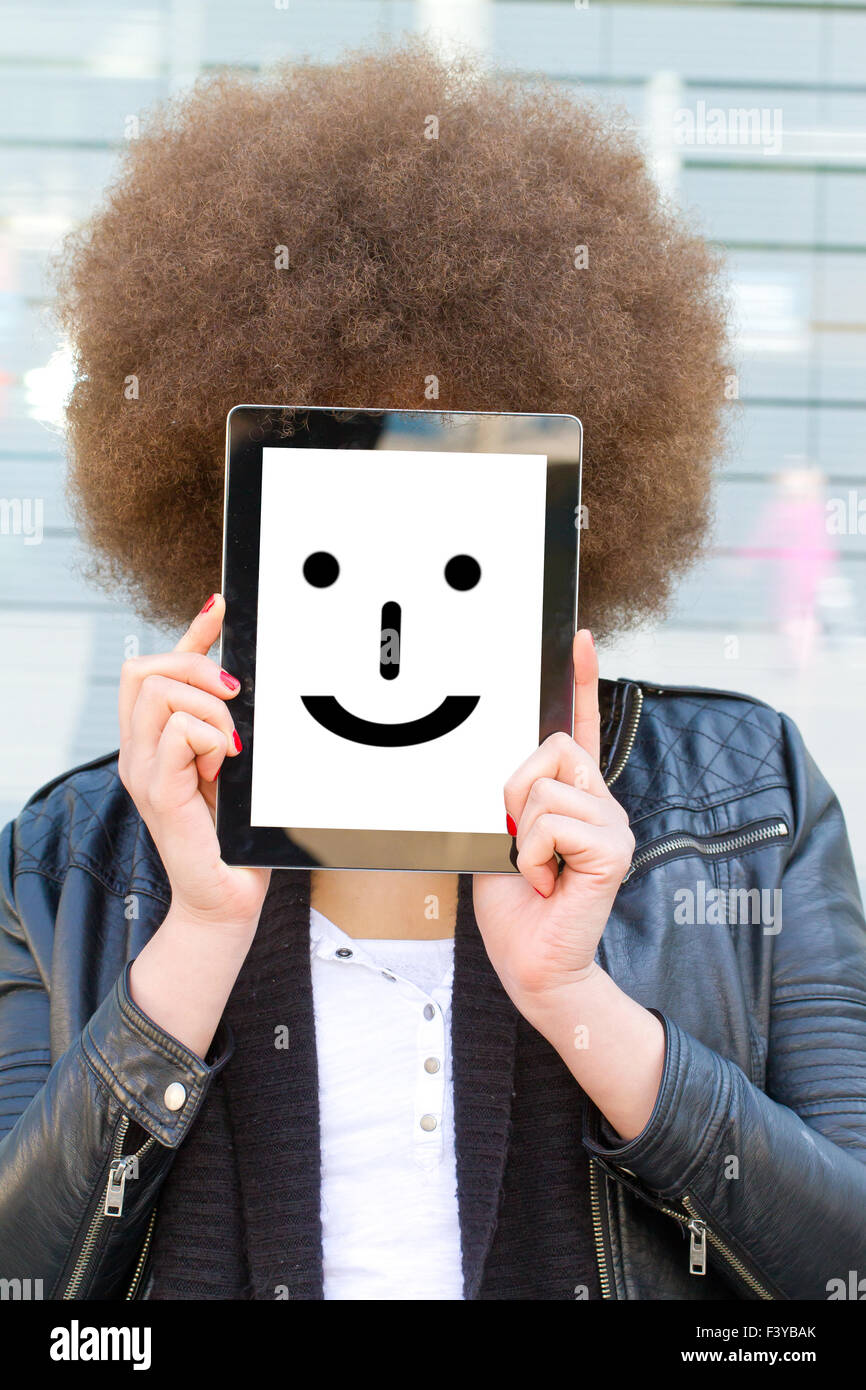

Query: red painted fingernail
(232, 730), (243, 753)
(213, 768), (220, 782)
(200, 594), (217, 614)
(534, 887), (547, 897)
(588, 630), (595, 647)
(506, 813), (517, 837)
(220, 669), (240, 691)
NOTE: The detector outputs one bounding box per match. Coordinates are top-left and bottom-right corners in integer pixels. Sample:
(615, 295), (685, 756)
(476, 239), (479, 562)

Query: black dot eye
(444, 554), (481, 591)
(303, 551), (339, 587)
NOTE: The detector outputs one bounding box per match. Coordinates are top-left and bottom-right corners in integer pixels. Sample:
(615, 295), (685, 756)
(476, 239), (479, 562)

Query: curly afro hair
(54, 38), (731, 638)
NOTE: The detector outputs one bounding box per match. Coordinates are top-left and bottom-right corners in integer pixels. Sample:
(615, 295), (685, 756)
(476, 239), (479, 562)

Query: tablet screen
(251, 447), (547, 835)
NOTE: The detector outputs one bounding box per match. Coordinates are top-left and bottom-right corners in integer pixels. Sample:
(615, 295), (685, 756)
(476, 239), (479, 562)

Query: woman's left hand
(473, 629), (634, 1016)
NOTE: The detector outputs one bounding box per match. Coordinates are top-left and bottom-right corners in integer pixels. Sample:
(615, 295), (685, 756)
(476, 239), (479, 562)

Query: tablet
(216, 405), (582, 873)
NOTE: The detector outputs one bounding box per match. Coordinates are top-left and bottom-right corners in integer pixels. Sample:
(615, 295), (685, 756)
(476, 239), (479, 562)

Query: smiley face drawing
(299, 548), (481, 747)
(251, 446), (548, 836)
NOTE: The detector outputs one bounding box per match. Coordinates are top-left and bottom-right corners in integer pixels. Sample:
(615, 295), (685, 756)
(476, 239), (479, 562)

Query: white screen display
(250, 447), (547, 835)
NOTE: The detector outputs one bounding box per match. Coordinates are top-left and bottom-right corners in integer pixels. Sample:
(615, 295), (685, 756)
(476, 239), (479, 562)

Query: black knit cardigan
(148, 869), (600, 1300)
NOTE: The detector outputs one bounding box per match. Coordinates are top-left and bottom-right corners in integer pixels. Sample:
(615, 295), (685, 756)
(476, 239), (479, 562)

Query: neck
(310, 870), (458, 939)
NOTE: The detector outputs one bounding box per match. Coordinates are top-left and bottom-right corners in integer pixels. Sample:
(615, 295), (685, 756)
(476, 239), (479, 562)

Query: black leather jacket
(1, 677), (865, 1300)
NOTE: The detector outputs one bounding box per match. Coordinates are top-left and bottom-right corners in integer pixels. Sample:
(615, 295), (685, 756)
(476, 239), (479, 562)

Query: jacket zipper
(126, 1207), (157, 1300)
(659, 1194), (775, 1299)
(62, 1116), (156, 1300)
(622, 818), (789, 885)
(604, 685), (643, 788)
(589, 1160), (614, 1298)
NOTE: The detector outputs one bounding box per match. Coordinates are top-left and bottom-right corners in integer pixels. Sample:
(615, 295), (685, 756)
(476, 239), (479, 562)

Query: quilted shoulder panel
(612, 680), (788, 819)
(13, 752), (168, 902)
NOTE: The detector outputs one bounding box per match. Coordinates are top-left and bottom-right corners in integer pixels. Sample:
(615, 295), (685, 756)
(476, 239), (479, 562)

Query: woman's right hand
(118, 593), (270, 932)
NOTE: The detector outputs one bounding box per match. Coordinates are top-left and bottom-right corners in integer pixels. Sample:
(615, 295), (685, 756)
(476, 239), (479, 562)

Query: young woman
(1, 42), (864, 1301)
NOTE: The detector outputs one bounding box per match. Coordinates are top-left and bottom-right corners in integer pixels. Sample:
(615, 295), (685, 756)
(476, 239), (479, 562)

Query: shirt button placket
(415, 997), (446, 1166)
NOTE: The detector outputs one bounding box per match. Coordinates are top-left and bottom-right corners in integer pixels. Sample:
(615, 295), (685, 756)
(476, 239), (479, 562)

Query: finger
(572, 628), (600, 765)
(517, 813), (610, 897)
(119, 650), (240, 744)
(127, 674), (239, 761)
(504, 730), (606, 832)
(150, 710), (228, 803)
(517, 776), (611, 845)
(174, 592), (226, 656)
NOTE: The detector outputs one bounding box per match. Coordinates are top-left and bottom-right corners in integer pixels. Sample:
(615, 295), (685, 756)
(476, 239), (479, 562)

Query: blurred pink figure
(736, 467), (837, 668)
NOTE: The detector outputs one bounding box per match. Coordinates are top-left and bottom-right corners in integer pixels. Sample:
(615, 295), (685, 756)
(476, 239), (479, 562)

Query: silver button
(424, 1057), (441, 1074)
(164, 1082), (187, 1111)
(335, 947), (352, 958)
(423, 1003), (435, 1020)
(420, 1114), (438, 1132)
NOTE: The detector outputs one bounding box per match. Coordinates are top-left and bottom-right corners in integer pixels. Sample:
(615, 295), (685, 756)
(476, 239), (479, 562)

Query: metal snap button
(420, 1114), (438, 1132)
(164, 1082), (187, 1111)
(424, 1057), (441, 1074)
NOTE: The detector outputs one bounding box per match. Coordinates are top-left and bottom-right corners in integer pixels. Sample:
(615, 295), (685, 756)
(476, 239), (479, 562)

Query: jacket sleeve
(0, 816), (233, 1299)
(585, 713), (866, 1300)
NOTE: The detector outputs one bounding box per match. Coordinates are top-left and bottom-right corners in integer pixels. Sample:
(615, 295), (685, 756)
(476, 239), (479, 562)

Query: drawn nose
(380, 601), (401, 680)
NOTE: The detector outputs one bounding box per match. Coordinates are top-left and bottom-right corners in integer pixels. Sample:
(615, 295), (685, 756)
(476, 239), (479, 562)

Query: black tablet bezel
(216, 404), (582, 873)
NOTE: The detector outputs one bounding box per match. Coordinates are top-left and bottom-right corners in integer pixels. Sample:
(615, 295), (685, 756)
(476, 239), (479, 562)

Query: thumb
(174, 592), (226, 656)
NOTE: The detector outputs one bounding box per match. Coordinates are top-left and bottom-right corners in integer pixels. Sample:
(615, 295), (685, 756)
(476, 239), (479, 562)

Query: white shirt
(309, 907), (464, 1300)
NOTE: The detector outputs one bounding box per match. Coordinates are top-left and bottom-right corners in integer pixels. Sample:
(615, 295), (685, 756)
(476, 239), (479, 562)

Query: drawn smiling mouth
(300, 695), (480, 747)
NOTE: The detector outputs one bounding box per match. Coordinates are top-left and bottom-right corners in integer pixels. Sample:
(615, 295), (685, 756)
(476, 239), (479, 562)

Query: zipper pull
(688, 1217), (708, 1275)
(104, 1157), (133, 1218)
